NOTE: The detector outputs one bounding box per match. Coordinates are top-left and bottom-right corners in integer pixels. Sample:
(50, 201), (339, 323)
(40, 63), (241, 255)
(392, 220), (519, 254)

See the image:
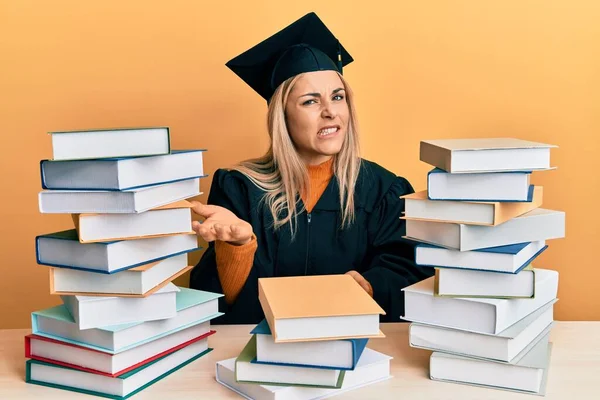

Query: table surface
(1, 322), (598, 399)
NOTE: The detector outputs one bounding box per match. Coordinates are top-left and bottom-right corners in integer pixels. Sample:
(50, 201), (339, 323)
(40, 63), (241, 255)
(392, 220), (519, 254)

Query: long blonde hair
(231, 71), (362, 239)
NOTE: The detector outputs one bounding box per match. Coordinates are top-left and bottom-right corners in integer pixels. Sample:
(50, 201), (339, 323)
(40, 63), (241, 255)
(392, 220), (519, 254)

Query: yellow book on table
(258, 274), (385, 343)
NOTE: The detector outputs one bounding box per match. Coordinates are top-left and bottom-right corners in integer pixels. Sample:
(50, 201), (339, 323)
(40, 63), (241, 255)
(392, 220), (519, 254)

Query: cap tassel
(336, 39), (342, 73)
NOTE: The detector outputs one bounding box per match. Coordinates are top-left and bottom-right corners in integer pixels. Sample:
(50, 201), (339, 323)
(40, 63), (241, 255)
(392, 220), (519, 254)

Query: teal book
(26, 336), (213, 399)
(31, 287), (223, 353)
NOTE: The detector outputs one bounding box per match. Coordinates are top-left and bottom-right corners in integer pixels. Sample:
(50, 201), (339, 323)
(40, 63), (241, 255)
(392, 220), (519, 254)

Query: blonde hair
(231, 71), (362, 239)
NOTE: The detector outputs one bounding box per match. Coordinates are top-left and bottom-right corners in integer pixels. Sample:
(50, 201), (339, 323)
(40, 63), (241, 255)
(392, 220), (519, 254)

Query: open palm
(190, 201), (254, 246)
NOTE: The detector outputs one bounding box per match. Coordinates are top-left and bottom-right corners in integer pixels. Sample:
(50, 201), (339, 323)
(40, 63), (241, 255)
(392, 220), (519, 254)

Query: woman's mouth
(317, 126), (340, 137)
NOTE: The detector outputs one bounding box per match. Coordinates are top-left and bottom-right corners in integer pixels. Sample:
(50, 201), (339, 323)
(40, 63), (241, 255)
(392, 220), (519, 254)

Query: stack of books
(216, 274), (394, 400)
(400, 138), (566, 396)
(26, 127), (224, 399)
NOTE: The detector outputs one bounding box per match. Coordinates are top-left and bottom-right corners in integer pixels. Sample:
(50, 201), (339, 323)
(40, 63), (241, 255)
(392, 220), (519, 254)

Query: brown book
(401, 186), (543, 226)
(258, 274), (385, 343)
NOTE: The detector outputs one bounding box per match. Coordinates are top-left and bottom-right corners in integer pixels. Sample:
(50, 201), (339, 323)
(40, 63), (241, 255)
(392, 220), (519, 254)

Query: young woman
(189, 12), (433, 324)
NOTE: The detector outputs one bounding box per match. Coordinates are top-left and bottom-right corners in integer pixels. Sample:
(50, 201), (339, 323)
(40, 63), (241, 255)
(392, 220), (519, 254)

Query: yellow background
(1, 1), (598, 328)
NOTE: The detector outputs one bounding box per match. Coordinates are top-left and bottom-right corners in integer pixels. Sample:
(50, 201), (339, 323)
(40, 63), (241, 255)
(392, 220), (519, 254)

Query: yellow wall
(1, 1), (598, 328)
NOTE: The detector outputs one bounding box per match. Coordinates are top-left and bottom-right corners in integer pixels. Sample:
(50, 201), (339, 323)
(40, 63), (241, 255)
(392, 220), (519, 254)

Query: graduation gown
(189, 158), (434, 324)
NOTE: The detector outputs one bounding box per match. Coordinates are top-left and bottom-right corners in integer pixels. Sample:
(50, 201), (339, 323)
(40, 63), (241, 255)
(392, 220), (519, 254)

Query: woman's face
(285, 70), (349, 165)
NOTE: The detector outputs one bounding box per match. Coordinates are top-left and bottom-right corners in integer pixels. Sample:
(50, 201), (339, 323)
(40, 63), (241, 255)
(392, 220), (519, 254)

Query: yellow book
(258, 274), (385, 343)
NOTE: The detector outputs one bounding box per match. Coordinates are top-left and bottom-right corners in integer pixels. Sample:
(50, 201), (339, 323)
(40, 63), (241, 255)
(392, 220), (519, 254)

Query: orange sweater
(215, 158), (335, 304)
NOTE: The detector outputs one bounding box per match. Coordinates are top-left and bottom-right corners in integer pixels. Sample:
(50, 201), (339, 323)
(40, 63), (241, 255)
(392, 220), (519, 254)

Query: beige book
(73, 199), (195, 243)
(401, 186), (542, 226)
(259, 274), (385, 343)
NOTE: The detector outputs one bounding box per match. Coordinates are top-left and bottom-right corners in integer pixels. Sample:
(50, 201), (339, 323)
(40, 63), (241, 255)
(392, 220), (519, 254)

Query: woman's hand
(346, 270), (374, 297)
(190, 201), (254, 246)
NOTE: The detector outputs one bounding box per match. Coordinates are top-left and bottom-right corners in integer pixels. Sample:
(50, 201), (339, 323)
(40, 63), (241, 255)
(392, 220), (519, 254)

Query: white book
(409, 299), (555, 362)
(49, 126), (170, 161)
(41, 149), (205, 190)
(415, 240), (547, 273)
(430, 334), (552, 395)
(26, 337), (211, 398)
(39, 177), (201, 214)
(36, 229), (199, 274)
(74, 200), (194, 243)
(427, 168), (532, 201)
(32, 287), (223, 353)
(216, 348), (392, 400)
(50, 254), (191, 296)
(420, 138), (556, 173)
(405, 208), (565, 251)
(436, 267), (536, 298)
(28, 323), (212, 375)
(61, 283), (179, 330)
(401, 268), (558, 334)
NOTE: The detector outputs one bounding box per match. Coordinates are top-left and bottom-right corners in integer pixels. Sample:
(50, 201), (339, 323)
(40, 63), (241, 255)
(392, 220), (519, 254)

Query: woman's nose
(321, 102), (337, 119)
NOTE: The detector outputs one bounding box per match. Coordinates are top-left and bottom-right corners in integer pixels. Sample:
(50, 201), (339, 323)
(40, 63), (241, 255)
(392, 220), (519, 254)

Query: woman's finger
(214, 224), (233, 242)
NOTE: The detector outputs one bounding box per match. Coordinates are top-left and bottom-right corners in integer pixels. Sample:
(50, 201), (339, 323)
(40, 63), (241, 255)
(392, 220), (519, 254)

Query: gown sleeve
(360, 176), (435, 322)
(189, 168), (263, 324)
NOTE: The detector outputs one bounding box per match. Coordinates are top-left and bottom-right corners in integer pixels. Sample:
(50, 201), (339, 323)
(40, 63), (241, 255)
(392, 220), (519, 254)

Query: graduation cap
(225, 12), (354, 102)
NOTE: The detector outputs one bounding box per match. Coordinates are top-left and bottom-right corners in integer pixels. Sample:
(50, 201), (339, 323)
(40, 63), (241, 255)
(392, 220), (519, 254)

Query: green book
(235, 335), (345, 389)
(26, 342), (212, 399)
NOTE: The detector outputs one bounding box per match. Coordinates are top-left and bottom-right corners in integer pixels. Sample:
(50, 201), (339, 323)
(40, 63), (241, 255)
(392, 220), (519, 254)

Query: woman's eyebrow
(299, 88), (345, 98)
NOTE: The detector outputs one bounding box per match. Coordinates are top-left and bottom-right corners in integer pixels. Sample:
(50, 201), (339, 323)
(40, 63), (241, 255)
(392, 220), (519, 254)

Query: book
(258, 275), (385, 343)
(414, 240), (547, 274)
(36, 229), (199, 274)
(61, 283), (179, 329)
(429, 335), (553, 395)
(405, 208), (565, 251)
(216, 347), (392, 400)
(41, 149), (206, 190)
(38, 177), (201, 214)
(419, 138), (556, 173)
(48, 254), (192, 297)
(235, 335), (345, 388)
(25, 327), (215, 377)
(73, 200), (194, 243)
(26, 337), (213, 399)
(49, 126), (170, 161)
(409, 299), (555, 362)
(31, 287), (223, 353)
(401, 186), (542, 226)
(401, 268), (558, 334)
(434, 265), (536, 298)
(427, 168), (533, 202)
(250, 319), (368, 371)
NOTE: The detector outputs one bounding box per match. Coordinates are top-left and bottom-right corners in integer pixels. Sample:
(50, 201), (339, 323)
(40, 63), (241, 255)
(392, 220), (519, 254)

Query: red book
(25, 324), (215, 377)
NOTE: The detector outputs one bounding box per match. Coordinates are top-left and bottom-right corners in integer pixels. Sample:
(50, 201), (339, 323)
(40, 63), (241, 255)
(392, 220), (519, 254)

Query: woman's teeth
(318, 127), (338, 136)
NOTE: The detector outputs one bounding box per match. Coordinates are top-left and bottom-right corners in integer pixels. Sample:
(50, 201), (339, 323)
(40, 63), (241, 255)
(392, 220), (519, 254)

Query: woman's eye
(303, 99), (316, 105)
(333, 95), (344, 101)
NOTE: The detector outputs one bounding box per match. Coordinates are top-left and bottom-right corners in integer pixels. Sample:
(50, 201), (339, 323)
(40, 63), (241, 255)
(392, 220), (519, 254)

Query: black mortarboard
(225, 12), (354, 102)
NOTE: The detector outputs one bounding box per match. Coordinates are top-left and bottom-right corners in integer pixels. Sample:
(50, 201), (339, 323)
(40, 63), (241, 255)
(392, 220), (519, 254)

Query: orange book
(401, 186), (543, 226)
(258, 274), (385, 343)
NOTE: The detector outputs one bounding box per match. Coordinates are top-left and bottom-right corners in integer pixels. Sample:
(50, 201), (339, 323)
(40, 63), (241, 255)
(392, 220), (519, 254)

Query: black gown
(189, 158), (434, 324)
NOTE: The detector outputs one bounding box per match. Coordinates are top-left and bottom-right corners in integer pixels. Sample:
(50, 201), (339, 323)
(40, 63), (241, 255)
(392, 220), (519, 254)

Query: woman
(189, 12), (433, 324)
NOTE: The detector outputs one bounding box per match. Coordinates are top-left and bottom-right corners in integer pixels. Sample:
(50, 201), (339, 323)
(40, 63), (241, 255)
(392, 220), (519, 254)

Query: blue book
(36, 229), (200, 274)
(415, 240), (548, 274)
(31, 287), (223, 353)
(41, 149), (208, 191)
(249, 319), (368, 370)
